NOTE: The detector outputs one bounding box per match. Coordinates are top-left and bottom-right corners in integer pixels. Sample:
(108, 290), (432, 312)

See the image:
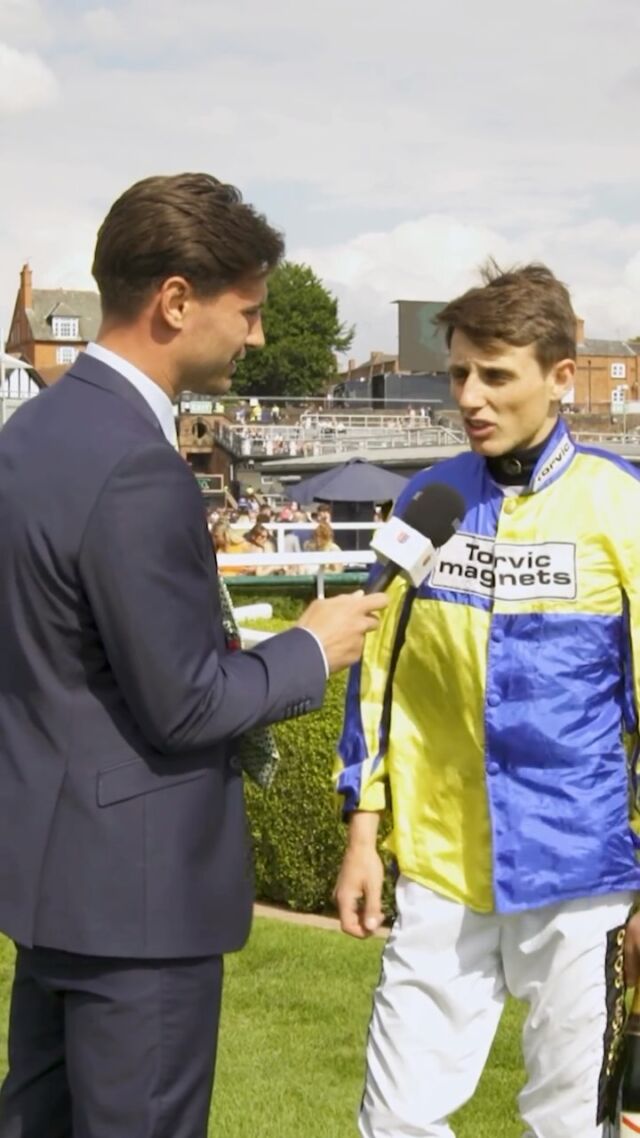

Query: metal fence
(212, 418), (466, 458)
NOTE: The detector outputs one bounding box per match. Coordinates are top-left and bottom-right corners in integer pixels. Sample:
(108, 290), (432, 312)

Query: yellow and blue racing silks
(335, 418), (640, 913)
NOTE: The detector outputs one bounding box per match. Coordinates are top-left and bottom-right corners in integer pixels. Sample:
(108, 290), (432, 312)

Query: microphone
(365, 483), (465, 593)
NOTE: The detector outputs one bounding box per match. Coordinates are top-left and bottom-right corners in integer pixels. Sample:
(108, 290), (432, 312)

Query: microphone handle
(364, 562), (399, 595)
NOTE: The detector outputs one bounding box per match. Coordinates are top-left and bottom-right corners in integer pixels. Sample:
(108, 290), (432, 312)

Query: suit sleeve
(78, 443), (327, 754)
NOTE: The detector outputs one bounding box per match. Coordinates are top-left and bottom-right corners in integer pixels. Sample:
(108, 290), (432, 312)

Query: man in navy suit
(0, 173), (387, 1138)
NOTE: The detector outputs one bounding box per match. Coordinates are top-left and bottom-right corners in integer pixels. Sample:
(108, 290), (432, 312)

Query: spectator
(210, 521), (253, 577)
(283, 529), (302, 573)
(244, 524), (275, 575)
(304, 520), (342, 574)
(315, 503), (332, 525)
(283, 507), (310, 561)
(234, 506), (253, 531)
(255, 513), (276, 550)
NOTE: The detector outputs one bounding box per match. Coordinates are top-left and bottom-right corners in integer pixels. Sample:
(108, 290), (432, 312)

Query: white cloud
(1, 0), (639, 359)
(81, 7), (123, 44)
(0, 0), (50, 45)
(0, 41), (58, 114)
(294, 215), (640, 362)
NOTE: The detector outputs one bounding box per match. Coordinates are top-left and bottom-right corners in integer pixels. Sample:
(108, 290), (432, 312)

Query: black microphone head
(401, 483), (465, 548)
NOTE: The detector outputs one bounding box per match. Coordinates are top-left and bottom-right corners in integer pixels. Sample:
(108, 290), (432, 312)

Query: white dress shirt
(84, 342), (178, 448)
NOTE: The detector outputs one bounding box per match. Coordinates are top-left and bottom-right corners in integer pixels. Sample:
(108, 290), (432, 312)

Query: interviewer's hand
(334, 845), (385, 939)
(297, 590), (388, 673)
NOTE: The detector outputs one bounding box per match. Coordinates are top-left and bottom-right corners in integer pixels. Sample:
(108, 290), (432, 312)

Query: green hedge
(244, 660), (395, 917)
(226, 576), (367, 621)
(227, 589), (307, 621)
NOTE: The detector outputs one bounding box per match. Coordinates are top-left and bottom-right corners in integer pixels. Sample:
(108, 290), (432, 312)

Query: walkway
(254, 901), (389, 938)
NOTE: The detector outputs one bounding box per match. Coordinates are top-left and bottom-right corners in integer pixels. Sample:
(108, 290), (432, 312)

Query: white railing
(234, 602), (274, 648)
(573, 431), (640, 444)
(212, 419), (465, 458)
(265, 521), (377, 551)
(0, 396), (30, 427)
(218, 547), (375, 598)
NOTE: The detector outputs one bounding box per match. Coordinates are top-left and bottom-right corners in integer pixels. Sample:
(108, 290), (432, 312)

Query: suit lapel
(68, 351), (166, 436)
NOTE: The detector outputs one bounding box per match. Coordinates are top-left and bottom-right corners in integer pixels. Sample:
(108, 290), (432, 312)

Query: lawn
(0, 921), (527, 1137)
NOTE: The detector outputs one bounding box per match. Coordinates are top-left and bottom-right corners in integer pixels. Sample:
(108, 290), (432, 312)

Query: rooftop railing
(211, 419), (466, 458)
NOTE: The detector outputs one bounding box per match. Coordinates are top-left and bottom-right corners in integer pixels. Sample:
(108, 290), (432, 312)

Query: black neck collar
(486, 427), (556, 487)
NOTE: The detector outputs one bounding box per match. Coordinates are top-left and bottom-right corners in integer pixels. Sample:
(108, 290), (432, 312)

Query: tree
(232, 261), (354, 398)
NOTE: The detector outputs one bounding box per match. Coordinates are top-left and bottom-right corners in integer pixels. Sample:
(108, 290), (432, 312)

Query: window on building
(52, 317), (79, 339)
(611, 362), (627, 379)
(56, 346), (79, 365)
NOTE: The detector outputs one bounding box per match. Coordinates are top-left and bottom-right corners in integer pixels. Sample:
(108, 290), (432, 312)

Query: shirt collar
(529, 417), (575, 493)
(85, 342), (178, 448)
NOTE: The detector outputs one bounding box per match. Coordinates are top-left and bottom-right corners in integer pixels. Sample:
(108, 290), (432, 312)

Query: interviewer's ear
(157, 276), (193, 331)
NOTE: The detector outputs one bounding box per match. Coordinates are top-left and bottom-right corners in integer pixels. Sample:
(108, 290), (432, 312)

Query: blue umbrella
(287, 458), (408, 504)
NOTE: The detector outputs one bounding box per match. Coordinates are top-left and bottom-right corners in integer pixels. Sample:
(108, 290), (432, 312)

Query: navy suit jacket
(0, 353), (326, 958)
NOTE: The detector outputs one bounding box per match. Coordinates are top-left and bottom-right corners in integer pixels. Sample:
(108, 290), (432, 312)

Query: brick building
(574, 318), (640, 410)
(341, 319), (640, 412)
(6, 264), (101, 379)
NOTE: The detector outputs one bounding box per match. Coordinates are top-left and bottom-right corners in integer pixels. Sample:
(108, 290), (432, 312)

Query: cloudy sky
(1, 0), (640, 362)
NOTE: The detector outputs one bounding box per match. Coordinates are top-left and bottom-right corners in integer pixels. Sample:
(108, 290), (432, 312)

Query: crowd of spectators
(206, 496), (358, 578)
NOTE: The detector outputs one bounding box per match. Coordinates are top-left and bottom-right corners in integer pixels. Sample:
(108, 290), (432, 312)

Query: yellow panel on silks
(387, 599), (493, 911)
(336, 418), (640, 915)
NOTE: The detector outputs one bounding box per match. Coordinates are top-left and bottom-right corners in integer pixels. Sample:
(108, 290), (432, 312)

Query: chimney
(575, 316), (585, 345)
(347, 358), (356, 374)
(20, 263), (33, 310)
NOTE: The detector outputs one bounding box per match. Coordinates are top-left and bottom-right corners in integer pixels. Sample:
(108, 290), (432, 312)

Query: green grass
(0, 923), (526, 1136)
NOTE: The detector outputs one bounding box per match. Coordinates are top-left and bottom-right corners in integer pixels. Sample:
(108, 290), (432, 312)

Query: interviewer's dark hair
(435, 260), (577, 371)
(92, 173), (285, 319)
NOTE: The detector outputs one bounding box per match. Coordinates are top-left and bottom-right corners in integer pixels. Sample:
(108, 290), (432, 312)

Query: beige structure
(338, 351), (399, 382)
(341, 320), (640, 412)
(178, 414), (226, 474)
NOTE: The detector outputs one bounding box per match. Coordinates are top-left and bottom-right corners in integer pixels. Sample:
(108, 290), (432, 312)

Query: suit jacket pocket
(97, 758), (208, 806)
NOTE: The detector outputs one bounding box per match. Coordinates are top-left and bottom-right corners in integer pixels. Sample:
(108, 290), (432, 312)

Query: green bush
(245, 672), (348, 912)
(227, 575), (368, 621)
(243, 644), (395, 917)
(227, 588), (307, 621)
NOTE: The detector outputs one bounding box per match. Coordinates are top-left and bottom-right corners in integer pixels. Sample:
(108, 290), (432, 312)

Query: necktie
(217, 575), (281, 789)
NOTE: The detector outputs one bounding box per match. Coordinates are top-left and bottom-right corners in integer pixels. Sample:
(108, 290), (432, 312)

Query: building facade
(574, 319), (640, 410)
(6, 264), (101, 375)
